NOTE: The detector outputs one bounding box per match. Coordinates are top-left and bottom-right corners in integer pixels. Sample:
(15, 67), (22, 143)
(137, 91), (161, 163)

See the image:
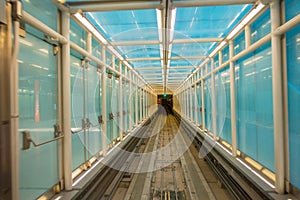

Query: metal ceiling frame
(62, 0), (262, 93)
(110, 37), (223, 46)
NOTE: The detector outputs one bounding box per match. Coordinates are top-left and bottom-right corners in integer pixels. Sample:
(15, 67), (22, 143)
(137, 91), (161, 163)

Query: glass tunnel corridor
(0, 0), (300, 199)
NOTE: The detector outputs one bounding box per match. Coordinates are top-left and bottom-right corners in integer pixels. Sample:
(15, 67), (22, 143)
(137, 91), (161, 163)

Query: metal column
(0, 3), (13, 199)
(129, 71), (133, 128)
(135, 81), (138, 124)
(271, 0), (285, 194)
(211, 59), (217, 138)
(119, 76), (123, 140)
(201, 77), (205, 130)
(61, 11), (72, 190)
(229, 41), (237, 156)
(194, 83), (198, 124)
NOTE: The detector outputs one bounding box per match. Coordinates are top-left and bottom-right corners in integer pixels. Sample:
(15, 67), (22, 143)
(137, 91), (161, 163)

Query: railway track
(75, 109), (259, 200)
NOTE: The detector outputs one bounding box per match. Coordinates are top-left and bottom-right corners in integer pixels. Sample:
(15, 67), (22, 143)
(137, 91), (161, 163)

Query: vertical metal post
(85, 32), (92, 164)
(119, 76), (123, 140)
(280, 0), (290, 190)
(101, 46), (107, 156)
(1, 3), (14, 199)
(129, 71), (133, 128)
(211, 58), (217, 139)
(139, 88), (142, 121)
(194, 83), (198, 124)
(245, 25), (251, 48)
(61, 11), (72, 190)
(219, 51), (223, 66)
(271, 0), (285, 194)
(135, 82), (138, 124)
(201, 77), (205, 130)
(229, 41), (237, 156)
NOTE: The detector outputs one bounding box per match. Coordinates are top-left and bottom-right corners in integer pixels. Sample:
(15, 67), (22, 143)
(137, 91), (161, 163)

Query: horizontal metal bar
(128, 55), (205, 62)
(127, 57), (162, 61)
(69, 1), (162, 13)
(141, 73), (163, 76)
(172, 38), (223, 43)
(274, 13), (300, 36)
(111, 40), (160, 46)
(22, 11), (67, 44)
(134, 67), (162, 70)
(169, 66), (196, 69)
(171, 0), (257, 8)
(32, 135), (64, 147)
(170, 56), (206, 60)
(112, 37), (223, 46)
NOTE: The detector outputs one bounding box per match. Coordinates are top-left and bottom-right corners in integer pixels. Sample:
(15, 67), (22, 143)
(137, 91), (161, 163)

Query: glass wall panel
(204, 78), (212, 132)
(197, 84), (202, 126)
(233, 31), (245, 55)
(70, 56), (85, 170)
(18, 33), (59, 199)
(215, 67), (231, 143)
(86, 64), (102, 157)
(235, 42), (274, 171)
(286, 1), (300, 189)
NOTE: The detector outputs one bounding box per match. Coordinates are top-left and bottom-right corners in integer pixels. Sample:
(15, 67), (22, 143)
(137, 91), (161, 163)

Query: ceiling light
(227, 3), (265, 40)
(169, 9), (177, 42)
(156, 9), (162, 42)
(74, 12), (108, 45)
(209, 41), (227, 58)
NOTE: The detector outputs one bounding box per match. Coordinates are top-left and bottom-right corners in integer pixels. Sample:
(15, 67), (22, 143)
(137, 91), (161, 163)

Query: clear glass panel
(70, 19), (87, 49)
(86, 64), (102, 157)
(92, 37), (102, 58)
(18, 33), (59, 199)
(23, 0), (57, 38)
(70, 56), (85, 170)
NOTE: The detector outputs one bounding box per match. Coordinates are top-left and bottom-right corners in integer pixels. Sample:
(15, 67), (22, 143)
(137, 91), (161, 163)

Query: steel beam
(69, 1), (162, 13)
(171, 0), (257, 8)
(111, 37), (223, 46)
(172, 38), (223, 43)
(170, 55), (206, 60)
(127, 57), (162, 61)
(127, 56), (205, 62)
(111, 40), (160, 46)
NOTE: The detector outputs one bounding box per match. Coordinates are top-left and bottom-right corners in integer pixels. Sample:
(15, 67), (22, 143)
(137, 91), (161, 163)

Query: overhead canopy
(65, 0), (256, 94)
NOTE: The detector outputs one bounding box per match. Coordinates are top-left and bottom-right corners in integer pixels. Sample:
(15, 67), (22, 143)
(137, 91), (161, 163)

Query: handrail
(71, 117), (103, 134)
(22, 124), (63, 150)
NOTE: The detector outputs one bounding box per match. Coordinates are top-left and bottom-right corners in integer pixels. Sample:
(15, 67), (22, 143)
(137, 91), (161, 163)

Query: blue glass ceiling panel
(87, 10), (158, 42)
(117, 45), (160, 59)
(139, 70), (162, 74)
(171, 43), (212, 57)
(170, 59), (199, 67)
(130, 60), (161, 68)
(174, 5), (252, 39)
